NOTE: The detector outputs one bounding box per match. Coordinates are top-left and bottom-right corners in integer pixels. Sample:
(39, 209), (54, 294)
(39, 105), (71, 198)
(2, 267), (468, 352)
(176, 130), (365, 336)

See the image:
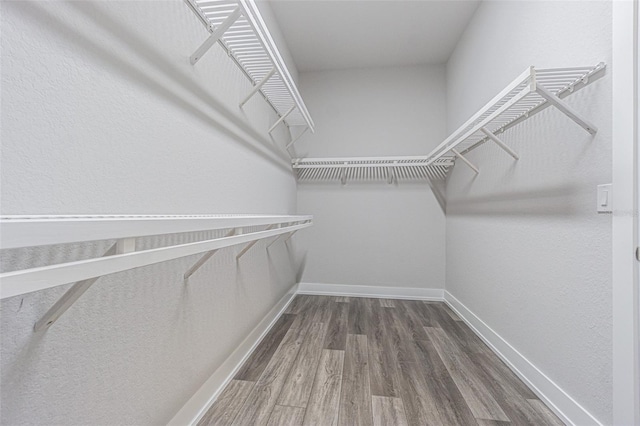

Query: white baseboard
(167, 282), (299, 426)
(443, 291), (601, 426)
(297, 282), (443, 300)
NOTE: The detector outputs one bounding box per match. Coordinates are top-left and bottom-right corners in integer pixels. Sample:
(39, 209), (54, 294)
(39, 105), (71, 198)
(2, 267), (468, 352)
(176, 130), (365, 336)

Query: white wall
(295, 65), (447, 289)
(445, 1), (612, 424)
(0, 1), (300, 424)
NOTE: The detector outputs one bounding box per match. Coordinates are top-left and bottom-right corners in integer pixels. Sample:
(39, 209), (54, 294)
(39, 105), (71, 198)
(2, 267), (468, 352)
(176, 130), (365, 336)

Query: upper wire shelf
(425, 63), (605, 169)
(292, 63), (605, 182)
(293, 156), (454, 184)
(185, 0), (315, 133)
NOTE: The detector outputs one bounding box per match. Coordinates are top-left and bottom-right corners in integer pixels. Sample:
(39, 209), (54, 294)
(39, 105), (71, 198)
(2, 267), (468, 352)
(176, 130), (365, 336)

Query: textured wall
(295, 66), (447, 289)
(0, 1), (300, 424)
(445, 1), (612, 423)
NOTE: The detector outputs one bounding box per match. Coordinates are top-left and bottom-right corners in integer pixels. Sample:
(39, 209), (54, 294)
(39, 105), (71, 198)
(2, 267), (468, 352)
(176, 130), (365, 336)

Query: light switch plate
(597, 183), (612, 213)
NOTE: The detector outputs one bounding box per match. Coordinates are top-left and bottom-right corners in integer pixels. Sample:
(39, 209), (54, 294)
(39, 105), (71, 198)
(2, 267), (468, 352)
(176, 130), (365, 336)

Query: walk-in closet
(1, 0), (638, 425)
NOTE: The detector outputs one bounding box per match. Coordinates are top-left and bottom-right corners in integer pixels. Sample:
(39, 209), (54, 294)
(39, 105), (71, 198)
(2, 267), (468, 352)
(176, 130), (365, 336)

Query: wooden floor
(199, 295), (564, 426)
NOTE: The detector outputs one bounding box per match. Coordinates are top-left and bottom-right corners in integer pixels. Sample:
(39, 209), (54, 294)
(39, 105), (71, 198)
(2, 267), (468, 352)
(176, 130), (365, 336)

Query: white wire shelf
(293, 156), (455, 184)
(426, 62), (606, 172)
(0, 214), (312, 330)
(0, 214), (311, 249)
(185, 0), (315, 134)
(292, 63), (605, 181)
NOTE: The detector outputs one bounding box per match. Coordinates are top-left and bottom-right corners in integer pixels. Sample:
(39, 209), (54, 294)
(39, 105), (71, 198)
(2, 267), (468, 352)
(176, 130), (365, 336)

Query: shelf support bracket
(237, 224), (276, 260)
(284, 230), (298, 242)
(240, 68), (276, 108)
(33, 238), (136, 332)
(267, 224), (290, 248)
(480, 127), (519, 160)
(269, 106), (296, 133)
(190, 7), (242, 65)
(426, 177), (446, 213)
(286, 126), (309, 149)
(341, 162), (347, 185)
(183, 229), (236, 283)
(535, 86), (598, 134)
(451, 148), (480, 174)
(387, 161), (397, 184)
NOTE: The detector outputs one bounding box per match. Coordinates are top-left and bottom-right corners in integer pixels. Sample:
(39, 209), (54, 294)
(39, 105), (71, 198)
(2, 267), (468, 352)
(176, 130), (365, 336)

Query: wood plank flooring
(199, 295), (564, 426)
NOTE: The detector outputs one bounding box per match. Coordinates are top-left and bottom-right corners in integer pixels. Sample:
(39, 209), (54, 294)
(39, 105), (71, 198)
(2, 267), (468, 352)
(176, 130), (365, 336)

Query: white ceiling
(268, 0), (481, 72)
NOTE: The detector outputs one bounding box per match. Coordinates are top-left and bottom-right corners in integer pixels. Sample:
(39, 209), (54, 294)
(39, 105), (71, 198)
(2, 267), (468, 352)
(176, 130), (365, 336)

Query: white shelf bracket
(266, 225), (287, 248)
(190, 7), (242, 65)
(451, 148), (480, 174)
(480, 127), (520, 160)
(240, 67), (276, 108)
(340, 162), (347, 185)
(387, 161), (398, 184)
(269, 105), (296, 133)
(236, 224), (276, 260)
(33, 238), (136, 332)
(426, 177), (446, 213)
(535, 85), (598, 135)
(286, 126), (309, 149)
(183, 229), (236, 283)
(265, 223), (282, 244)
(284, 229), (298, 242)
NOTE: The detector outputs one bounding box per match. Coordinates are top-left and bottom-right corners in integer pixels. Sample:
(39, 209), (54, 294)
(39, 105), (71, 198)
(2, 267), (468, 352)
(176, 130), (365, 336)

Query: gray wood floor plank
(438, 329), (557, 424)
(527, 399), (565, 426)
(347, 298), (371, 335)
(407, 300), (440, 327)
(426, 321), (563, 425)
(490, 393), (555, 425)
(278, 322), (328, 407)
(476, 420), (512, 426)
(338, 334), (373, 426)
(303, 349), (344, 426)
(286, 295), (313, 314)
(371, 396), (409, 426)
(234, 314), (296, 381)
(379, 299), (395, 307)
(395, 300), (430, 340)
(368, 305), (401, 397)
(232, 325), (306, 426)
(396, 360), (444, 426)
(474, 351), (538, 400)
(388, 307), (444, 425)
(266, 405), (306, 426)
(426, 327), (510, 422)
(311, 296), (334, 324)
(386, 308), (420, 364)
(197, 380), (255, 426)
(413, 338), (478, 426)
(335, 297), (350, 303)
(291, 296), (332, 332)
(430, 304), (485, 354)
(442, 304), (463, 321)
(450, 318), (496, 355)
(368, 348), (399, 398)
(324, 301), (349, 350)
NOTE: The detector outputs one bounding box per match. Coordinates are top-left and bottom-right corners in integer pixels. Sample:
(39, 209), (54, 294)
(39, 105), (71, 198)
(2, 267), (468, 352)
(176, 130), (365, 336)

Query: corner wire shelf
(185, 0), (314, 141)
(292, 63), (605, 183)
(0, 214), (312, 331)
